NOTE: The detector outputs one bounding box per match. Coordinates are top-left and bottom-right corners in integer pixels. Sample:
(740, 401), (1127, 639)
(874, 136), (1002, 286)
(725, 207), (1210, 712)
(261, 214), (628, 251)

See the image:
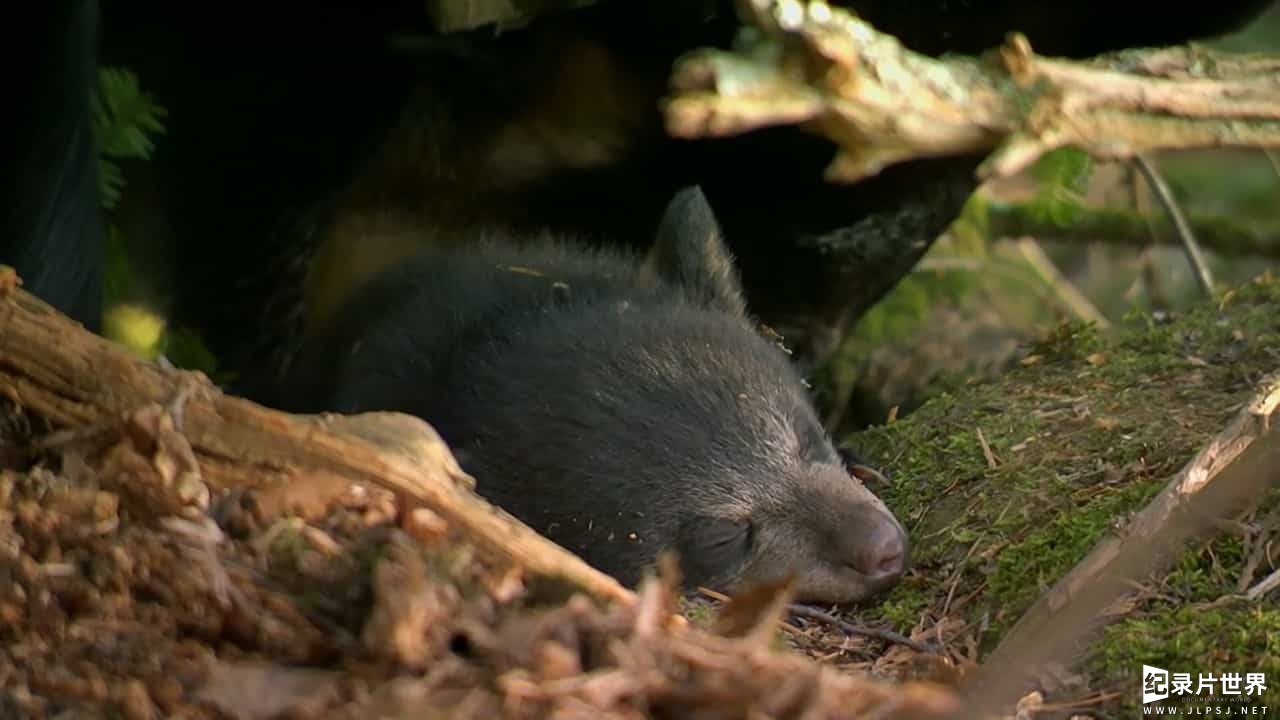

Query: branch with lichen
(982, 198), (1280, 258)
(663, 0), (1280, 183)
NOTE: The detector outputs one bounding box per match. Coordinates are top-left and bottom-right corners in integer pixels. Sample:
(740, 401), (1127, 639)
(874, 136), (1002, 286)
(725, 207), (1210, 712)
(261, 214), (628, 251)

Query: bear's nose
(853, 522), (907, 578)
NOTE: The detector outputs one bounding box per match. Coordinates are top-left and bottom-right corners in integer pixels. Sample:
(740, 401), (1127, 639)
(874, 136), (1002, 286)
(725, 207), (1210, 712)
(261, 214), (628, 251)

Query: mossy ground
(840, 273), (1280, 710)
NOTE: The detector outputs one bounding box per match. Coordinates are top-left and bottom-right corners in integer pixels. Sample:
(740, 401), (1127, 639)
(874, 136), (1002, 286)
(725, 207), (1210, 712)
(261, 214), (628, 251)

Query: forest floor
(2, 274), (1278, 719)
(0, 427), (957, 719)
(842, 272), (1280, 714)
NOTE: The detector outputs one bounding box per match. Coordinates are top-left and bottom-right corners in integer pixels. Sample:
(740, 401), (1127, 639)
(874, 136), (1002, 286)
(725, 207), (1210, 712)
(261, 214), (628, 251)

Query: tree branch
(984, 199), (1280, 258)
(663, 0), (1280, 183)
(1133, 154), (1216, 296)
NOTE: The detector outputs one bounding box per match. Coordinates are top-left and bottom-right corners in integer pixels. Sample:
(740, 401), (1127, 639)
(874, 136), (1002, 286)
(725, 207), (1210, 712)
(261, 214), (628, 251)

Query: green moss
(1094, 533), (1280, 711)
(841, 274), (1280, 707)
(984, 477), (1165, 632)
(877, 578), (934, 629)
(1090, 487), (1280, 712)
(679, 598), (718, 632)
(1025, 319), (1105, 362)
(1098, 605), (1280, 690)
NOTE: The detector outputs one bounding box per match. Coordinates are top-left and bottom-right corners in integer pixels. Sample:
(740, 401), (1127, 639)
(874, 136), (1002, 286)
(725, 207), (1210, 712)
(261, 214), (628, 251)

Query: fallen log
(665, 0), (1280, 183)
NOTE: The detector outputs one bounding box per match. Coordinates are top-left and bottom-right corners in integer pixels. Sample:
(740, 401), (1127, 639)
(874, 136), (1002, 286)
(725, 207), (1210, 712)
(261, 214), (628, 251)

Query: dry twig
(1132, 154), (1216, 296)
(787, 604), (936, 654)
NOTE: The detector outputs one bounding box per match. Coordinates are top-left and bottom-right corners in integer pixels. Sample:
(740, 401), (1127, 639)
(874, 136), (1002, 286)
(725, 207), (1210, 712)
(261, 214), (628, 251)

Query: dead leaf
(713, 576), (796, 641)
(195, 661), (341, 719)
(362, 532), (458, 669)
(1094, 416), (1121, 431)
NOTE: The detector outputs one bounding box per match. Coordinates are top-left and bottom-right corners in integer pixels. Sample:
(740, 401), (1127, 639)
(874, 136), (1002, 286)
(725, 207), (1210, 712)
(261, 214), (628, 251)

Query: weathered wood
(664, 0), (1280, 183)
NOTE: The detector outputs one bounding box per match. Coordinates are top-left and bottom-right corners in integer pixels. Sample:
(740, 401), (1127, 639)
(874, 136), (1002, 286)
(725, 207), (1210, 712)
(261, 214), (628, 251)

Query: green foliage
(839, 194), (988, 352)
(159, 326), (224, 380)
(1209, 3), (1280, 53)
(93, 67), (167, 211)
(95, 68), (167, 335)
(856, 277), (961, 347)
(814, 147), (1117, 423)
(102, 225), (134, 309)
(1028, 147), (1093, 193)
(1026, 147), (1093, 226)
(835, 152), (1096, 359)
(91, 67), (224, 377)
(94, 66), (168, 354)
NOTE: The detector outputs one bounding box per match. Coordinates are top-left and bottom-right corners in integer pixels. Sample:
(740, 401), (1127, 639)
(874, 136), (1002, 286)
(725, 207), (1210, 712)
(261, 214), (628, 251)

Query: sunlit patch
(103, 302), (166, 359)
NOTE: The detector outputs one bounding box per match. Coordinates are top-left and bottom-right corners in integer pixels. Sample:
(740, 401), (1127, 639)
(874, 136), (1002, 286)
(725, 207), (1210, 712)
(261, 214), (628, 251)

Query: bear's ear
(638, 186), (748, 318)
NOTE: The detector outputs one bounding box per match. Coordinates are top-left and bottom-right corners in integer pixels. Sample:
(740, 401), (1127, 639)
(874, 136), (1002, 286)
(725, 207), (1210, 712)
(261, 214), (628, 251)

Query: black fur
(270, 188), (910, 602)
(637, 186), (748, 318)
(2, 0), (105, 332)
